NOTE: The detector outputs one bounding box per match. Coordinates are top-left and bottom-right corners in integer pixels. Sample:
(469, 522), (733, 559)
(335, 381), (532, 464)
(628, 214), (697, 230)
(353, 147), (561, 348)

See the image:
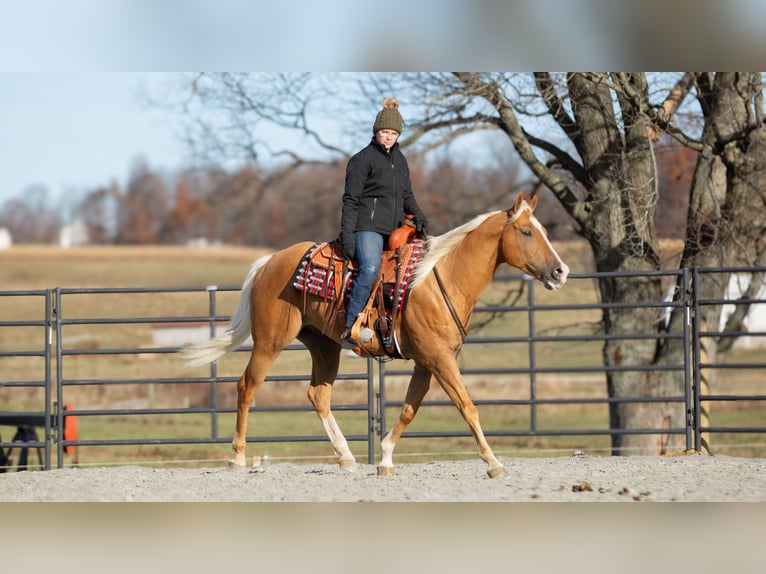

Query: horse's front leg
(431, 359), (507, 479)
(378, 364), (432, 476)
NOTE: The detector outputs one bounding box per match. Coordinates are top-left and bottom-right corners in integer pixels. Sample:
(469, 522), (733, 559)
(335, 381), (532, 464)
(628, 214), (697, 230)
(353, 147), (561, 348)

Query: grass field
(1, 243), (764, 469)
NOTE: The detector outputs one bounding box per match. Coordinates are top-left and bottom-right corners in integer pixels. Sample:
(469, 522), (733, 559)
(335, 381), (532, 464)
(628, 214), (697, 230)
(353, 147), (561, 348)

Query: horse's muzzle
(543, 262), (569, 290)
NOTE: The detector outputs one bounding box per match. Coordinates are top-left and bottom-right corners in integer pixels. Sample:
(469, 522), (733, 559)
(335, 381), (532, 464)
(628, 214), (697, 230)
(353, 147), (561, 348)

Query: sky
(0, 73), (189, 205)
(2, 1), (764, 210)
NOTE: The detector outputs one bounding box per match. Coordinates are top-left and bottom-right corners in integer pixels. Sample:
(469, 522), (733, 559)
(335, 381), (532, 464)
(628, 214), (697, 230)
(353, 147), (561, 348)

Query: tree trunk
(458, 72), (680, 454)
(658, 73), (766, 453)
(565, 73), (670, 454)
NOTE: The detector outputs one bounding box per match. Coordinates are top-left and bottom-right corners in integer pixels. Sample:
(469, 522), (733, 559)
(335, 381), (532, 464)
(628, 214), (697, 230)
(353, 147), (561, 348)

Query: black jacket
(340, 138), (425, 246)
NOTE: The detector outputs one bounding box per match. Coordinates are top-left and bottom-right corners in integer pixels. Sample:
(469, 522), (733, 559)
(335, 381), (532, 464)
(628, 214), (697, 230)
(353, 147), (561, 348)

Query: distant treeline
(0, 146), (694, 247)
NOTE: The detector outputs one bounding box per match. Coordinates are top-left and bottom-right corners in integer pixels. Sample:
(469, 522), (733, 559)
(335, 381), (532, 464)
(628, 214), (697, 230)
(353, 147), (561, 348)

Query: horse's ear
(513, 192), (538, 213)
(513, 193), (525, 213)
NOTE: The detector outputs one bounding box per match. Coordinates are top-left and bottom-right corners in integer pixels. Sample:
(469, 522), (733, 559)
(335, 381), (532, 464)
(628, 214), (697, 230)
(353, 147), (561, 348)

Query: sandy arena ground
(1, 454), (764, 502)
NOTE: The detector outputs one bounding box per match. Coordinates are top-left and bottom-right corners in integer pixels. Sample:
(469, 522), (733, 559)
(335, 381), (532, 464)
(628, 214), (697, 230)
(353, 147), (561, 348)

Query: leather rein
(432, 266), (469, 342)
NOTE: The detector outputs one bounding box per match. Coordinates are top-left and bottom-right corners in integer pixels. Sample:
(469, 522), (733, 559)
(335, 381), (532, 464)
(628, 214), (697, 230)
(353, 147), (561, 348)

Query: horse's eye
(521, 229), (533, 237)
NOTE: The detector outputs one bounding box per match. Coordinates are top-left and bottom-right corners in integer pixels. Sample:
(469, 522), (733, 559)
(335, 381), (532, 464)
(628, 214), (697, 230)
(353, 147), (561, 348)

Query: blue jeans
(345, 231), (384, 329)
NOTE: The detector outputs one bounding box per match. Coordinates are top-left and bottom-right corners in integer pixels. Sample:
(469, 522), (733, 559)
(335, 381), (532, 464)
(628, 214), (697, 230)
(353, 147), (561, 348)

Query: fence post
(682, 267), (693, 452)
(526, 277), (537, 433)
(690, 267), (703, 453)
(207, 286), (219, 439)
(54, 287), (64, 469)
(366, 356), (375, 464)
(43, 289), (52, 470)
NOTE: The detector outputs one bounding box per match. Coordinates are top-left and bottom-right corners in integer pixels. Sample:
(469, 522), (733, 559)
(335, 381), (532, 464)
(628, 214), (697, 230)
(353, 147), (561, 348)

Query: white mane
(411, 211), (503, 288)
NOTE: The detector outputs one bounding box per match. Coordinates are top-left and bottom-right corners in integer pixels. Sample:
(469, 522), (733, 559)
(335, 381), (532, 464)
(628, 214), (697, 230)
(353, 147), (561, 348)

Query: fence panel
(377, 269), (694, 458)
(51, 285), (375, 469)
(0, 290), (52, 471)
(1, 266), (764, 470)
(692, 267), (766, 456)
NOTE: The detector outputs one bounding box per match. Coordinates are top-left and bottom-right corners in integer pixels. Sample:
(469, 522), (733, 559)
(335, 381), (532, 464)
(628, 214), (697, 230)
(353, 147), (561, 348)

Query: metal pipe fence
(1, 266), (764, 471)
(377, 268), (694, 450)
(0, 289), (52, 470)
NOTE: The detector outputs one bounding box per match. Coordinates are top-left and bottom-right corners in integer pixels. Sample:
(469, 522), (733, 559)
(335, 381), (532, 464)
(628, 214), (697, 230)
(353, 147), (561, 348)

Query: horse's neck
(441, 214), (504, 309)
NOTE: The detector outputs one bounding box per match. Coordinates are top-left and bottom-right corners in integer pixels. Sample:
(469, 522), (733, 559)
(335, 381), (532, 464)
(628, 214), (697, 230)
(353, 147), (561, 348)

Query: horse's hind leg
(302, 330), (357, 471)
(230, 350), (274, 470)
(378, 363), (433, 476)
(309, 382), (357, 471)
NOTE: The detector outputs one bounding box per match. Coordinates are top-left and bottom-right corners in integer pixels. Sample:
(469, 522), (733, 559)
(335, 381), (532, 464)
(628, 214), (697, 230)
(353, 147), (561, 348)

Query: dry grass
(0, 244), (272, 290)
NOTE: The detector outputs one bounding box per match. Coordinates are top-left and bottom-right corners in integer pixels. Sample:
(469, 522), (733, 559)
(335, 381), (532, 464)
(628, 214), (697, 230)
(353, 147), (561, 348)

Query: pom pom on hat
(373, 98), (403, 134)
(381, 98), (398, 110)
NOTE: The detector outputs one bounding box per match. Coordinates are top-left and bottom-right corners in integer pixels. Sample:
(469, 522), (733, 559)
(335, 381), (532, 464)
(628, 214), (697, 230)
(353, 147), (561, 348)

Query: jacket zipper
(390, 160), (398, 227)
(370, 198), (377, 221)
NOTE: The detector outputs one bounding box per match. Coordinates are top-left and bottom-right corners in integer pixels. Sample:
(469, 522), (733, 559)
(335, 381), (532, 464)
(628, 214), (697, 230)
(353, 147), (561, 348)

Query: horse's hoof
(252, 454), (270, 467)
(377, 465), (395, 477)
(487, 466), (507, 479)
(228, 460), (247, 472)
(339, 458), (357, 472)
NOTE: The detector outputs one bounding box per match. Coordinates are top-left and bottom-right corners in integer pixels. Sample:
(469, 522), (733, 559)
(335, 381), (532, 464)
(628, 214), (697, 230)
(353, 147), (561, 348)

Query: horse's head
(501, 193), (569, 290)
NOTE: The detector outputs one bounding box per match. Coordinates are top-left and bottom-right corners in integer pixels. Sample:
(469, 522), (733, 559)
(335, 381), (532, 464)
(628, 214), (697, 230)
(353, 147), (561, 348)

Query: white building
(661, 273), (766, 349)
(720, 273), (766, 349)
(59, 221), (89, 248)
(0, 227), (11, 249)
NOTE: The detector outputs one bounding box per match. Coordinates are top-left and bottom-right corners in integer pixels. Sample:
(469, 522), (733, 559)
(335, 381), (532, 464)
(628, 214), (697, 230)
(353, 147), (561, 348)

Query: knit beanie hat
(373, 98), (403, 134)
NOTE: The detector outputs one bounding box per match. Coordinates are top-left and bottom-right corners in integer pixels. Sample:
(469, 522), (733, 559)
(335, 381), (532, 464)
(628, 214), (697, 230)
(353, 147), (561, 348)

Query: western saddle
(302, 217), (421, 358)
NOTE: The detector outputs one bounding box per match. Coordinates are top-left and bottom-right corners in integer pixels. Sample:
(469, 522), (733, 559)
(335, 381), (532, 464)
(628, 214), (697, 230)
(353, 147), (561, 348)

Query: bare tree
(160, 176), (220, 244)
(435, 73), (766, 454)
(169, 72), (766, 455)
(0, 185), (61, 244)
(115, 162), (170, 244)
(658, 74), (766, 449)
(76, 183), (120, 244)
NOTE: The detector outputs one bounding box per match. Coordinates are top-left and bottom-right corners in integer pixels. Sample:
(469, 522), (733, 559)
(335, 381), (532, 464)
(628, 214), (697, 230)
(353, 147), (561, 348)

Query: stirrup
(350, 313), (374, 345)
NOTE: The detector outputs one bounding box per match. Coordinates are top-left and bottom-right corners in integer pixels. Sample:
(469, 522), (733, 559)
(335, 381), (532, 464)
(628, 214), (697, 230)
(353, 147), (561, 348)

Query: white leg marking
(379, 432), (395, 469)
(321, 415), (356, 465)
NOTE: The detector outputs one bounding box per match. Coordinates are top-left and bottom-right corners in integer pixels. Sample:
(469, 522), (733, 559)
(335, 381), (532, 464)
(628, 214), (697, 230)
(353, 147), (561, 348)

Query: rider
(340, 98), (429, 344)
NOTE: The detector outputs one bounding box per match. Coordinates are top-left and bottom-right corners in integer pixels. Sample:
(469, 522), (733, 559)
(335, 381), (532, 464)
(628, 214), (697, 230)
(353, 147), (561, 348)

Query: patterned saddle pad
(292, 239), (427, 312)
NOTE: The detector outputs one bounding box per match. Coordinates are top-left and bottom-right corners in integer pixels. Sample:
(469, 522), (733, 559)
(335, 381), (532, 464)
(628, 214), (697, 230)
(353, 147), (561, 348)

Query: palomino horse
(184, 193), (569, 478)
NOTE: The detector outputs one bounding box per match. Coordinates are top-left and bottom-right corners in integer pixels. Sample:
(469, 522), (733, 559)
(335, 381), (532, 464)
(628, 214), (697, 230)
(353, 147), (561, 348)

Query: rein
(432, 266), (468, 342)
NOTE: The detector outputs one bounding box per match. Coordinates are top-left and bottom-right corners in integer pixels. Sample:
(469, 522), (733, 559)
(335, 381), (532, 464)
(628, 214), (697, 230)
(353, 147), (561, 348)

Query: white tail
(182, 254), (273, 367)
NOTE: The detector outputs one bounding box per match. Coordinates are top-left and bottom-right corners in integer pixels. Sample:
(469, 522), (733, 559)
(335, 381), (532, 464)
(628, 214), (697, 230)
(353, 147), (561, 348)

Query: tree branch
(452, 73), (583, 221)
(533, 72), (579, 141)
(583, 72), (703, 152)
(524, 129), (589, 184)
